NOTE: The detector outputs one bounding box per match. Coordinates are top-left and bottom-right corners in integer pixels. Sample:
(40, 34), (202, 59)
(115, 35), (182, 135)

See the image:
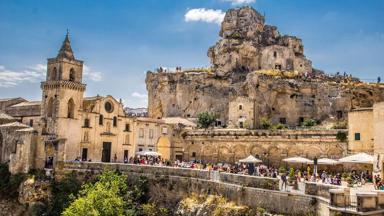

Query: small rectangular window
(29, 119), (33, 127)
(139, 128), (144, 138)
(84, 118), (90, 127)
(279, 118), (286, 124)
(162, 127), (168, 134)
(125, 123), (130, 131)
(192, 152), (196, 157)
(355, 133), (361, 141)
(99, 115), (103, 125)
(149, 129), (154, 139)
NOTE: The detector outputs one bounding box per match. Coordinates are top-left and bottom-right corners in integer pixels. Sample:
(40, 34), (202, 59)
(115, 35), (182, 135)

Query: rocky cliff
(208, 6), (312, 76)
(146, 7), (384, 127)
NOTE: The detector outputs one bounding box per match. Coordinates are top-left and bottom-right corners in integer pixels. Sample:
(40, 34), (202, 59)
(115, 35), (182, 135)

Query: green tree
(62, 171), (129, 216)
(197, 112), (216, 129)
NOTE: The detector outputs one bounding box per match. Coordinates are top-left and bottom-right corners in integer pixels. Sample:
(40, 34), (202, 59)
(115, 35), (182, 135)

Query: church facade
(0, 34), (174, 173)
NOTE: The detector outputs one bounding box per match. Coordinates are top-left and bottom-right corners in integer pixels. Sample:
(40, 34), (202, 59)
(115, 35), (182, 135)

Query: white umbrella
(283, 156), (312, 164)
(339, 153), (374, 164)
(239, 155), (262, 163)
(308, 158), (339, 165)
(136, 151), (162, 157)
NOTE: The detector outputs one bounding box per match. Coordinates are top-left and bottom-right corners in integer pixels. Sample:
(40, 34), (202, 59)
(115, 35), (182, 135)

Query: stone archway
(249, 144), (266, 159)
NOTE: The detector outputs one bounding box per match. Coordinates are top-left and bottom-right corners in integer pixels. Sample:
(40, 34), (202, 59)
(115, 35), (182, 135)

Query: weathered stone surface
(147, 69), (384, 127)
(208, 6), (311, 76)
(146, 6), (384, 127)
(18, 177), (51, 205)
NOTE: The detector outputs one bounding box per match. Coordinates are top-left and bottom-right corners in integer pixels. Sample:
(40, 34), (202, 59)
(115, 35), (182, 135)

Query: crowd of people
(72, 155), (384, 192)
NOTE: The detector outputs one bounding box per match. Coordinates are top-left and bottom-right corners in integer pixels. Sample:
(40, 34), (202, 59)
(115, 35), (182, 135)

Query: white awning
(309, 158), (339, 165)
(339, 153), (374, 164)
(283, 156), (312, 164)
(136, 151), (162, 157)
(239, 155), (262, 163)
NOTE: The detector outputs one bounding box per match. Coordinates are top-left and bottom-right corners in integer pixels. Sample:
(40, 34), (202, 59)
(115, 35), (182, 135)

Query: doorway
(81, 148), (88, 161)
(101, 142), (111, 162)
(124, 150), (128, 163)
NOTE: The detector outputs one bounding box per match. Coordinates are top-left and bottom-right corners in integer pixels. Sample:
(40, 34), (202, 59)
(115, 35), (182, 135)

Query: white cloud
(131, 92), (147, 99)
(185, 8), (225, 25)
(0, 64), (46, 87)
(0, 63), (102, 87)
(224, 0), (256, 5)
(83, 65), (102, 82)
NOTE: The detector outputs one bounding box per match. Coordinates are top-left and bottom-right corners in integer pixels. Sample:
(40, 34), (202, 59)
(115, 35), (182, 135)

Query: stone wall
(56, 162), (326, 215)
(181, 129), (347, 165)
(305, 182), (345, 199)
(58, 162), (211, 180)
(219, 172), (279, 190)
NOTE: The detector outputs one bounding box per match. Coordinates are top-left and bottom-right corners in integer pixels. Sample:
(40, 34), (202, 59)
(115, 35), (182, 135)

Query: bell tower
(41, 32), (85, 162)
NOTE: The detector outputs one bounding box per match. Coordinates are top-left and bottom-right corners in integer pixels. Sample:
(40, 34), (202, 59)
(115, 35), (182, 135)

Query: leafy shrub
(336, 131), (347, 142)
(301, 119), (316, 127)
(278, 166), (286, 174)
(260, 117), (271, 129)
(272, 123), (287, 130)
(288, 168), (295, 178)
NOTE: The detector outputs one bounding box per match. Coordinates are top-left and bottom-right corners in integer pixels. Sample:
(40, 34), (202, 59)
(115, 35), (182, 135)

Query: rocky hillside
(146, 6), (384, 127)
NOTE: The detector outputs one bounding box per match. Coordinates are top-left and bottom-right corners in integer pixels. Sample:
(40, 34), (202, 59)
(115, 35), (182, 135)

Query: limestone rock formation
(208, 6), (312, 77)
(146, 6), (384, 128)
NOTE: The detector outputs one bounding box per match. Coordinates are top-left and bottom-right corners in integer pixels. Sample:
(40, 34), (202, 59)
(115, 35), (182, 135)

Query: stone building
(348, 108), (375, 153)
(348, 102), (384, 175)
(0, 34), (175, 173)
(228, 97), (255, 128)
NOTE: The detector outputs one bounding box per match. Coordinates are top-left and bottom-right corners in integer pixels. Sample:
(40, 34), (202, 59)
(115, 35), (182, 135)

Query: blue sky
(0, 0), (383, 108)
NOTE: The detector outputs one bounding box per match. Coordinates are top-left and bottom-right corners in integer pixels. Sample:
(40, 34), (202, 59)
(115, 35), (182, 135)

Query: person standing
(281, 173), (288, 191)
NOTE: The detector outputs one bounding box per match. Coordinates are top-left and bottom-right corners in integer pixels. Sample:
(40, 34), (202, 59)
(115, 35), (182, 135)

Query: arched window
(113, 116), (117, 127)
(51, 67), (57, 81)
(99, 114), (104, 125)
(67, 98), (75, 119)
(69, 68), (75, 81)
(47, 98), (54, 117)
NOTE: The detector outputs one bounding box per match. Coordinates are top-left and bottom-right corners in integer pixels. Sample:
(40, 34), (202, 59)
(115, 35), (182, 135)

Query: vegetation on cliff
(62, 171), (168, 216)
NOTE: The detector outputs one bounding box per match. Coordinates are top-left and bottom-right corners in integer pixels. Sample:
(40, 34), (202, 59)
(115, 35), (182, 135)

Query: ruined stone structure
(146, 7), (384, 128)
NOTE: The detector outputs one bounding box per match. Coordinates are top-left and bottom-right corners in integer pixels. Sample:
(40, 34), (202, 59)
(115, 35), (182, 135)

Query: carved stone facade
(180, 129), (347, 166)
